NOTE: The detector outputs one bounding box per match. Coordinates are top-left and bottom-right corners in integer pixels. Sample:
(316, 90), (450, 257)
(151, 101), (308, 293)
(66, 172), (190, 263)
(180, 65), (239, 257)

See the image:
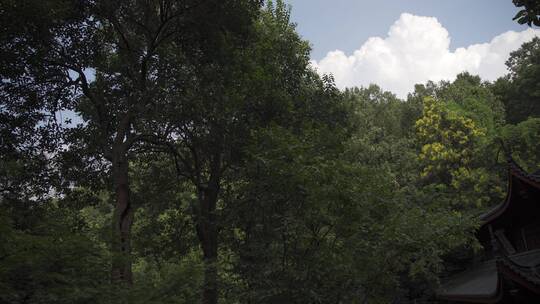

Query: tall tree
(154, 2), (346, 303)
(2, 0), (261, 288)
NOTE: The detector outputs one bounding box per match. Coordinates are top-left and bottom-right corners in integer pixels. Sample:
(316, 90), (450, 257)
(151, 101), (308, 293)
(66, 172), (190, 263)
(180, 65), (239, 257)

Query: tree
(500, 117), (540, 171)
(513, 0), (540, 26)
(492, 37), (540, 124)
(344, 84), (421, 139)
(216, 81), (483, 303)
(2, 0), (262, 289)
(155, 2), (339, 302)
(6, 1), (535, 303)
(414, 96), (503, 209)
(341, 87), (479, 302)
(436, 73), (505, 133)
(0, 3), (107, 302)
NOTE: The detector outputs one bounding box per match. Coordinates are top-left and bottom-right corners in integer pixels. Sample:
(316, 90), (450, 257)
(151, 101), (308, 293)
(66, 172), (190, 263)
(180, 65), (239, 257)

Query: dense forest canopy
(1, 0), (539, 303)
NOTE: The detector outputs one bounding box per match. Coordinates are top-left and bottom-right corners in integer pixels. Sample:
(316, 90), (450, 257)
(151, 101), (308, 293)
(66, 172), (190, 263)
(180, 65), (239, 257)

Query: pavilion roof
(437, 158), (540, 302)
(480, 157), (540, 224)
(436, 259), (500, 303)
(437, 250), (540, 303)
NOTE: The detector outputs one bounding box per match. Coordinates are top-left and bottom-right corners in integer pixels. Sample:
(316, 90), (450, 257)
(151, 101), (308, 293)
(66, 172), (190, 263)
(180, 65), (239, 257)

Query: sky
(285, 0), (540, 98)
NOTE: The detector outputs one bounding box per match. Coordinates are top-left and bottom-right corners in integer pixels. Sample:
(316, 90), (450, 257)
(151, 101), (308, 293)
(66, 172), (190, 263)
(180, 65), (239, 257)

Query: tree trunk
(196, 185), (219, 304)
(111, 149), (133, 285)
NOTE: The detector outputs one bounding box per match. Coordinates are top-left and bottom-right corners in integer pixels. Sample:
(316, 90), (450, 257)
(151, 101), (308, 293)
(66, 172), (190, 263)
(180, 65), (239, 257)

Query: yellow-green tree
(415, 97), (501, 209)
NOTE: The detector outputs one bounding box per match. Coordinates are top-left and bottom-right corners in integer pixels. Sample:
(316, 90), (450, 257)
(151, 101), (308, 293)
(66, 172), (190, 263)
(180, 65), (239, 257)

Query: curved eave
(479, 167), (513, 226)
(507, 159), (540, 189)
(480, 159), (540, 227)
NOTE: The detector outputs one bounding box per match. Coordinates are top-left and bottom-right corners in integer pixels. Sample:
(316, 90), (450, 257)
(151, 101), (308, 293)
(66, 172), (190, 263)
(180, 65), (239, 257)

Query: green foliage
(346, 84), (422, 139)
(416, 97), (485, 180)
(439, 73), (505, 133)
(0, 204), (109, 304)
(492, 37), (540, 123)
(2, 1), (540, 304)
(513, 0), (540, 26)
(127, 254), (203, 304)
(500, 117), (540, 171)
(415, 96), (504, 210)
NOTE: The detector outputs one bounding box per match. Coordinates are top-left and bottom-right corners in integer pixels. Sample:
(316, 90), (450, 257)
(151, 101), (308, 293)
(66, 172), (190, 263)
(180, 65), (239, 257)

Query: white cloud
(311, 13), (540, 98)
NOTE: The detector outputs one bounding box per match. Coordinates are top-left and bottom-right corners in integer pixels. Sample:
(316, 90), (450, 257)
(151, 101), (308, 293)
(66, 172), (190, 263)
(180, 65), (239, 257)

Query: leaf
(517, 17), (529, 25)
(513, 9), (527, 20)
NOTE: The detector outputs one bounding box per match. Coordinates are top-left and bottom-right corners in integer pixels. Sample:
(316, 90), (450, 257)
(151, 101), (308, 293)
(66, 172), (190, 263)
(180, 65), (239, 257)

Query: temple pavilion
(436, 157), (540, 303)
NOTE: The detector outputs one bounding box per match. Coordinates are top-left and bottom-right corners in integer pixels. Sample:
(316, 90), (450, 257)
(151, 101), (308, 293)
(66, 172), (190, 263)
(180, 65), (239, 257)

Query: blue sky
(285, 0), (527, 60)
(284, 0), (539, 97)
